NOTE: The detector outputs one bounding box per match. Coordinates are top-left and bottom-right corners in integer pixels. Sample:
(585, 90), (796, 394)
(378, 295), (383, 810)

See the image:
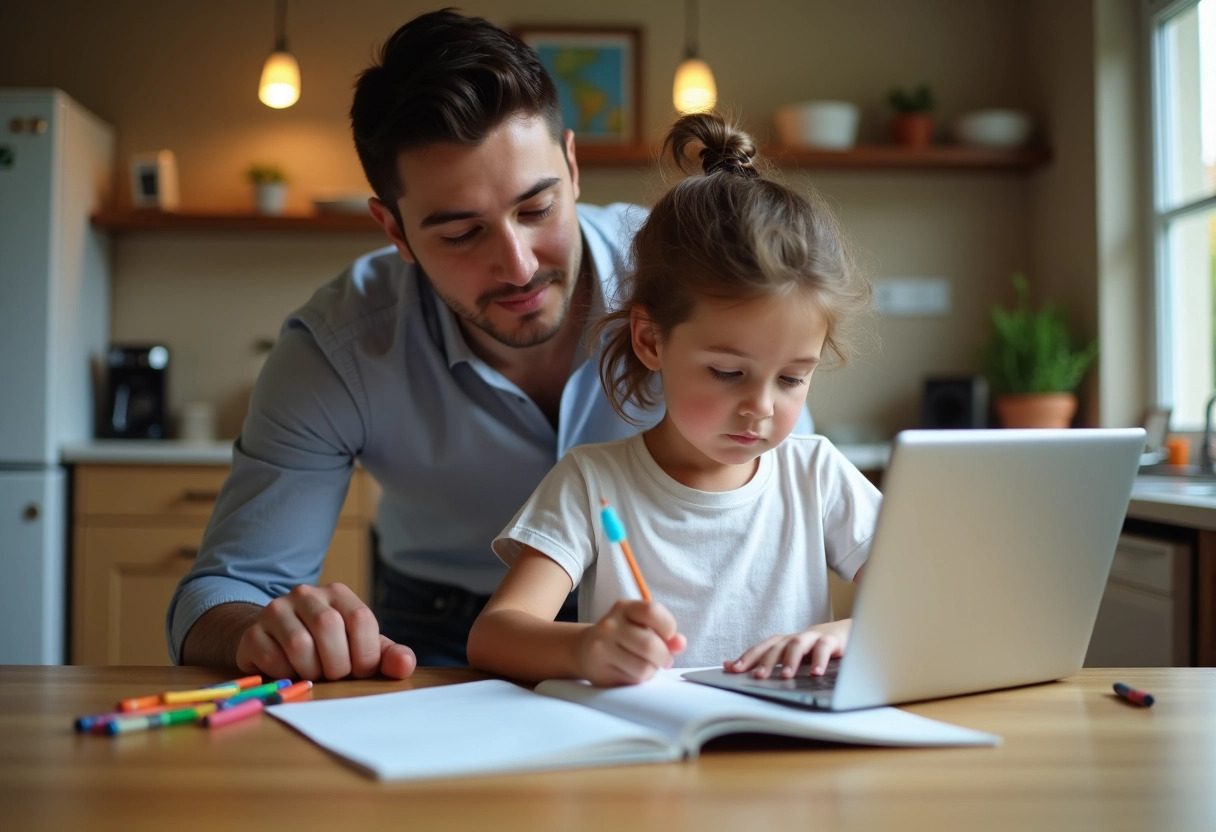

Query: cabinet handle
(177, 547), (199, 559)
(181, 489), (221, 502)
(23, 503), (41, 521)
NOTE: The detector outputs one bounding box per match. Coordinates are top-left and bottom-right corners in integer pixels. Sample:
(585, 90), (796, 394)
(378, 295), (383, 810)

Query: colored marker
(203, 698), (264, 728)
(265, 680), (314, 705)
(216, 679), (292, 709)
(106, 703), (217, 735)
(116, 675), (260, 712)
(205, 674), (263, 691)
(77, 703), (181, 733)
(116, 694), (162, 712)
(599, 497), (651, 601)
(161, 684), (241, 705)
(1113, 682), (1154, 707)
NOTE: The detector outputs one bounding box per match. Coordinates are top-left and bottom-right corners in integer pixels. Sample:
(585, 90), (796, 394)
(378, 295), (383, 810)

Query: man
(167, 9), (811, 679)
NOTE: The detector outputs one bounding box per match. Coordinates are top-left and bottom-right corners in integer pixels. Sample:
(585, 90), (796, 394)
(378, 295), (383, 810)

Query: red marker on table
(1113, 682), (1154, 707)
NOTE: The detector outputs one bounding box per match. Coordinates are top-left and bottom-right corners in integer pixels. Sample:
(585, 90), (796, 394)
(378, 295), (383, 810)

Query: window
(1149, 0), (1216, 428)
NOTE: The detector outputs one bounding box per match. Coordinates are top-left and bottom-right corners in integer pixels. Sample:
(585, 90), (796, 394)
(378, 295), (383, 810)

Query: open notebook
(266, 672), (999, 782)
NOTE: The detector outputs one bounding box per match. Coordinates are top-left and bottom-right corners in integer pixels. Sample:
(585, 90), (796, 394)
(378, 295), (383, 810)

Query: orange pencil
(599, 497), (652, 601)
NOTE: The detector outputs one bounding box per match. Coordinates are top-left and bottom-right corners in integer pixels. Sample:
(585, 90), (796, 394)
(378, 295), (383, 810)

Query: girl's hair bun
(664, 112), (759, 179)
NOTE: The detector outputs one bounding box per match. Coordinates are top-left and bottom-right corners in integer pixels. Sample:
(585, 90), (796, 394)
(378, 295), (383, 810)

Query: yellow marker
(161, 684), (240, 705)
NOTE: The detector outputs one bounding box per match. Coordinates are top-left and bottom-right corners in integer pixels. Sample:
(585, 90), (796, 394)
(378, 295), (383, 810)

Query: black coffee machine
(100, 344), (169, 439)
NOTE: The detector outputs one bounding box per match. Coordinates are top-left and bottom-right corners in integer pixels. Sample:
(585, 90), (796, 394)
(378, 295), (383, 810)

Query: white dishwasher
(1084, 532), (1194, 667)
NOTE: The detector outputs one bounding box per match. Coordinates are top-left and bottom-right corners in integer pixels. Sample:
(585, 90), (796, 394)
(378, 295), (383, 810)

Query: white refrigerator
(0, 89), (113, 664)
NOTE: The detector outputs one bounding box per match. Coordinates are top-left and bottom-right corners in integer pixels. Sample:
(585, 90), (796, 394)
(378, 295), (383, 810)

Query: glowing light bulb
(258, 51), (300, 109)
(673, 57), (717, 114)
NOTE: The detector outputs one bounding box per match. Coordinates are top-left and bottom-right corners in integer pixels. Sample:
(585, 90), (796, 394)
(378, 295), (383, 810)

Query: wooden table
(2, 666), (1214, 831)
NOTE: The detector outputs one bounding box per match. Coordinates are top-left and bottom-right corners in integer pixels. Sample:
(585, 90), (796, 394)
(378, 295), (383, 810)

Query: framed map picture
(515, 26), (642, 145)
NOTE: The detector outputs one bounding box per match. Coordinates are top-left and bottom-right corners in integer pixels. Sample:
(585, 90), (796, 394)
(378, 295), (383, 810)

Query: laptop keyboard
(745, 659), (840, 692)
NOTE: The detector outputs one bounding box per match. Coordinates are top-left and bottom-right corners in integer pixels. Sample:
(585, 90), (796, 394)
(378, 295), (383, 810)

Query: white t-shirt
(492, 433), (882, 667)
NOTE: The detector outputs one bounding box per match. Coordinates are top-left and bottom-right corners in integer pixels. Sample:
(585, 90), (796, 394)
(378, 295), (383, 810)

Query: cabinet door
(73, 526), (201, 665)
(1085, 581), (1178, 668)
(73, 526), (370, 666)
(320, 527), (369, 601)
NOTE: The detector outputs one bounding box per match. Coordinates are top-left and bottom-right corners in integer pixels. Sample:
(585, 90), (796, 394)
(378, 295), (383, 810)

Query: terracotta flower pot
(994, 393), (1077, 429)
(891, 113), (933, 148)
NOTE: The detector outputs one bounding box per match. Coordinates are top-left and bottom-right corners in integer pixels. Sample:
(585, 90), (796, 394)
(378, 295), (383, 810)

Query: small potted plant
(245, 163), (288, 215)
(887, 83), (934, 148)
(980, 274), (1097, 428)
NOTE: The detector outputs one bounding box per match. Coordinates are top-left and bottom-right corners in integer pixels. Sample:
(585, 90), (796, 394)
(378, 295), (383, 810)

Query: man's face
(370, 116), (582, 351)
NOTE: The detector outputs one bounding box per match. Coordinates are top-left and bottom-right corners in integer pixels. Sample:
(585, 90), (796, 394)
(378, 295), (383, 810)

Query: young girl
(467, 112), (880, 687)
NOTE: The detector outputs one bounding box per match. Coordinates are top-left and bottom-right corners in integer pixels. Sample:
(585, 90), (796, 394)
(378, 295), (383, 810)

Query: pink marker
(202, 698), (264, 728)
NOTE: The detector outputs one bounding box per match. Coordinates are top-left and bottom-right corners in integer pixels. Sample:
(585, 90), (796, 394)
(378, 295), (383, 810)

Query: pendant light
(258, 0), (300, 109)
(672, 0), (717, 114)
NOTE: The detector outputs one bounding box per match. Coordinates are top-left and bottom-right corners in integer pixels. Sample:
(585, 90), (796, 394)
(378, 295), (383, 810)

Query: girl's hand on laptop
(725, 619), (852, 680)
(576, 600), (687, 687)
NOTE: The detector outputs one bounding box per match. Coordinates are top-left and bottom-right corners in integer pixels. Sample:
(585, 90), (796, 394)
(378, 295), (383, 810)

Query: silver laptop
(683, 427), (1146, 711)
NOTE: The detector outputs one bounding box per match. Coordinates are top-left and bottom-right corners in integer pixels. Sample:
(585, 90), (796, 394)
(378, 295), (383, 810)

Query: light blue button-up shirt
(166, 203), (812, 663)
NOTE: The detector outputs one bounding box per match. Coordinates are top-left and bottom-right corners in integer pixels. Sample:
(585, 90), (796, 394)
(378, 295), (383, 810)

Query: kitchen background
(0, 0), (1146, 440)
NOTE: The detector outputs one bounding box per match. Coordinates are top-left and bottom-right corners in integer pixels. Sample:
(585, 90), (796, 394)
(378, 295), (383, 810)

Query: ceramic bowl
(954, 109), (1032, 149)
(775, 101), (860, 150)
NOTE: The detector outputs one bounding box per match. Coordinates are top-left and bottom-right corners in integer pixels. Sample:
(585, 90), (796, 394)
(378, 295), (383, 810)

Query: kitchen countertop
(61, 439), (235, 465)
(60, 438), (893, 470)
(60, 440), (1216, 530)
(1126, 487), (1216, 531)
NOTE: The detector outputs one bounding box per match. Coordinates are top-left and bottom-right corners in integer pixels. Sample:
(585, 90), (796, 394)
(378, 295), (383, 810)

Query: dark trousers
(374, 566), (577, 667)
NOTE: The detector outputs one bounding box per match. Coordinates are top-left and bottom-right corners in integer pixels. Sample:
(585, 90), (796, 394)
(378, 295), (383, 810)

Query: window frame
(1146, 0), (1216, 428)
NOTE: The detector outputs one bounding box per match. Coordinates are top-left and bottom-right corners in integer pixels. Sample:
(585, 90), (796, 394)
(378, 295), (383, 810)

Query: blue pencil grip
(601, 505), (626, 543)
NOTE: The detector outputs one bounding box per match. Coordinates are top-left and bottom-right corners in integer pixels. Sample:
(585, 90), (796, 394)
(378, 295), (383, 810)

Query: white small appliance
(0, 89), (114, 664)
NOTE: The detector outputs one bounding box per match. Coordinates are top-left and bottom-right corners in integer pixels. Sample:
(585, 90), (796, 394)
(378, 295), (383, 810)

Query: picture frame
(514, 25), (642, 146)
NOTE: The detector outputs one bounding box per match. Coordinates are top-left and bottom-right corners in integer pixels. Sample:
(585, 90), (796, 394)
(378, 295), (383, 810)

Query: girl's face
(631, 290), (829, 489)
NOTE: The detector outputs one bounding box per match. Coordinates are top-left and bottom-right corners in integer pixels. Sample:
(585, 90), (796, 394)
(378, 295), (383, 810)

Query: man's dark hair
(351, 9), (564, 220)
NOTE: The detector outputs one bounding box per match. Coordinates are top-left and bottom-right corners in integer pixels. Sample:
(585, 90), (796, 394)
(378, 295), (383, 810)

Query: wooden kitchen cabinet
(1198, 530), (1216, 667)
(71, 464), (379, 666)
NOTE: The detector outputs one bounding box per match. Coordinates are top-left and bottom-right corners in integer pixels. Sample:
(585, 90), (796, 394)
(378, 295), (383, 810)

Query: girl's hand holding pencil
(575, 600), (687, 687)
(576, 499), (687, 687)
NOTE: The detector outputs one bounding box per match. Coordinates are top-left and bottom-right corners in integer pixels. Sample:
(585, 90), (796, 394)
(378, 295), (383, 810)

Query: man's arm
(167, 323), (414, 680)
(180, 602), (263, 668)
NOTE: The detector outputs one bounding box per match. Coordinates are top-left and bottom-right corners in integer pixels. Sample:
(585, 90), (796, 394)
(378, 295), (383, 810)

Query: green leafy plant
(981, 274), (1097, 395)
(245, 164), (287, 185)
(887, 84), (934, 114)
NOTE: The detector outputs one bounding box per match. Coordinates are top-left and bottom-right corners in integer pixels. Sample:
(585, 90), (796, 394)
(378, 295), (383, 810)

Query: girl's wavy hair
(595, 112), (872, 424)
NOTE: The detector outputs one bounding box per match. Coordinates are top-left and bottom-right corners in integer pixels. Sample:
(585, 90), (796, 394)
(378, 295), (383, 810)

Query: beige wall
(0, 0), (1143, 438)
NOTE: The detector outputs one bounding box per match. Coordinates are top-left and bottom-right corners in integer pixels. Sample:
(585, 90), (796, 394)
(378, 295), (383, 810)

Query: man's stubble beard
(434, 269), (573, 350)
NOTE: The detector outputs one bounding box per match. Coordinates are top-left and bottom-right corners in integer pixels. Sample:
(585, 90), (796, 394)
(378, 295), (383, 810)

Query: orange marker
(117, 694), (161, 712)
(599, 497), (652, 601)
(208, 675), (263, 691)
(265, 680), (313, 705)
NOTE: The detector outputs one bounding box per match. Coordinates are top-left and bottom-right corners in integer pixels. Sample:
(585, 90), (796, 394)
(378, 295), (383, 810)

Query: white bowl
(954, 109), (1032, 149)
(775, 101), (860, 150)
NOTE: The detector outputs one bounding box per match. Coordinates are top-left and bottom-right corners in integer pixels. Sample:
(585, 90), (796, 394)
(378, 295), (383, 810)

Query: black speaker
(922, 376), (989, 429)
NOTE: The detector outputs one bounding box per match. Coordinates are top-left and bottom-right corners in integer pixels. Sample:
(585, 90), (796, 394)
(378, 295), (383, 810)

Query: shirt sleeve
(491, 452), (597, 589)
(165, 322), (366, 664)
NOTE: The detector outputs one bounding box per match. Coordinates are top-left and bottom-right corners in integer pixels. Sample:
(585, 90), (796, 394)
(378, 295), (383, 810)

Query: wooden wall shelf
(766, 144), (1052, 171)
(91, 144), (1049, 233)
(575, 142), (1050, 170)
(91, 210), (382, 232)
